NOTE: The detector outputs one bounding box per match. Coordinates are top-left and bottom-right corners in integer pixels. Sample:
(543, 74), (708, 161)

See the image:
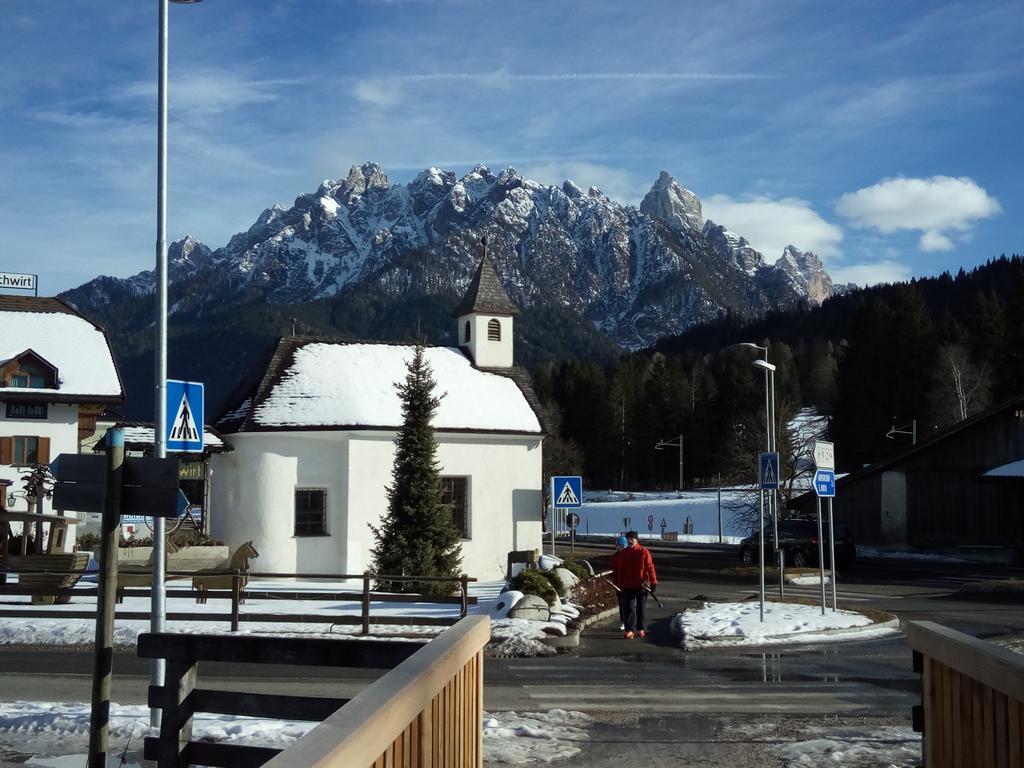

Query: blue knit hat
(616, 536), (628, 548)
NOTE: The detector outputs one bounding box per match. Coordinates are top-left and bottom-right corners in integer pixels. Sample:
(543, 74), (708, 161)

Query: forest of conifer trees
(535, 256), (1024, 492)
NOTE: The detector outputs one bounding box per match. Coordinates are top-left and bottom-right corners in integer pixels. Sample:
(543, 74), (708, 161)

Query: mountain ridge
(62, 163), (837, 351)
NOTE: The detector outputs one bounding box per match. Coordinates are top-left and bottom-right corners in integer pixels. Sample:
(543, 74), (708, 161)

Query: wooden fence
(0, 570), (477, 632)
(142, 614), (490, 768)
(908, 620), (1024, 767)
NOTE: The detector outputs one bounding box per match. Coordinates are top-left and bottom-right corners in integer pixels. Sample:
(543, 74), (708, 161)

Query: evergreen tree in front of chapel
(371, 344), (462, 596)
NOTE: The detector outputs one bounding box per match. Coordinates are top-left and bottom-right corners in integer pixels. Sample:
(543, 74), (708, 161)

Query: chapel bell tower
(453, 236), (517, 368)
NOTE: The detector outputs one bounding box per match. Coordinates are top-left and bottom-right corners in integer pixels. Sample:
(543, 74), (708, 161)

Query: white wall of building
(458, 314), (514, 368)
(211, 429), (542, 582)
(0, 402), (80, 552)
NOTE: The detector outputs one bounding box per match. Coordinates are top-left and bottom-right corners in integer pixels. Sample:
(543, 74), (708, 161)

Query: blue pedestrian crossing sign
(552, 476), (583, 509)
(814, 469), (836, 497)
(165, 379), (204, 453)
(758, 452), (780, 490)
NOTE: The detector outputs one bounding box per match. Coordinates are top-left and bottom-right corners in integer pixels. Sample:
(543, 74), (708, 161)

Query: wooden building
(790, 393), (1024, 555)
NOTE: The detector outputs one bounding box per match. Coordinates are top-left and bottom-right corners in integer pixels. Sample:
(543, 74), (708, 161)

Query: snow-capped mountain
(62, 163), (835, 349)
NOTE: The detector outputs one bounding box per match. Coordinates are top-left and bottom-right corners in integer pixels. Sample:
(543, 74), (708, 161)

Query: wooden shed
(789, 393), (1024, 555)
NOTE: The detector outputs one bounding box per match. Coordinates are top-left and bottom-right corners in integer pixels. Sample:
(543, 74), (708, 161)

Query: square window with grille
(439, 476), (469, 539)
(294, 488), (328, 536)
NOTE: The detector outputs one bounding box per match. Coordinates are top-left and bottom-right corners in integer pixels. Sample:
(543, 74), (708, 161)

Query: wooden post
(460, 575), (469, 618)
(231, 573), (240, 632)
(361, 573), (371, 635)
(155, 658), (197, 768)
(88, 427), (123, 768)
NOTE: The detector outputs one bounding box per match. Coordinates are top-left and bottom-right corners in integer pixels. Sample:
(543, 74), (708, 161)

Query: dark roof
(451, 249), (518, 318)
(789, 390), (1024, 508)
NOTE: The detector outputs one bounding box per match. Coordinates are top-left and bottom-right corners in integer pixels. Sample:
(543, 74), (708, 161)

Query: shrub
(76, 532), (101, 550)
(511, 568), (558, 605)
(558, 557), (590, 582)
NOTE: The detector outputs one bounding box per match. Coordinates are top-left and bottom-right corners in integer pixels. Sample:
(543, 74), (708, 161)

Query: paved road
(0, 543), (1019, 765)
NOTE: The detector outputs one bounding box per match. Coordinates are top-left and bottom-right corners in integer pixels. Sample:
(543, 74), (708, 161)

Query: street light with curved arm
(654, 434), (683, 490)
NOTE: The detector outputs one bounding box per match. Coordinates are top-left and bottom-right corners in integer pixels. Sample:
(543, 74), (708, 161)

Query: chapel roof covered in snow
(216, 337), (545, 435)
(0, 296), (123, 403)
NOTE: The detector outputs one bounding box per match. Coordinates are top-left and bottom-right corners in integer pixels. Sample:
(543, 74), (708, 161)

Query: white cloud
(830, 259), (913, 287)
(353, 79), (401, 107)
(518, 162), (648, 205)
(702, 195), (844, 260)
(919, 229), (954, 252)
(835, 176), (1001, 251)
(116, 72), (305, 115)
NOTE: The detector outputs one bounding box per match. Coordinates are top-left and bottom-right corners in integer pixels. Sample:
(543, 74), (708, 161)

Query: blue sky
(1, 0), (1020, 295)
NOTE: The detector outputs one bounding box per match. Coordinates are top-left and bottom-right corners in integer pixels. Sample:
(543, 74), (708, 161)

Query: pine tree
(370, 344), (462, 595)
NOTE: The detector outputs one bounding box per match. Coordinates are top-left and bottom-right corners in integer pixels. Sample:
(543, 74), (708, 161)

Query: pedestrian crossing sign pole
(165, 379), (204, 453)
(550, 475), (583, 555)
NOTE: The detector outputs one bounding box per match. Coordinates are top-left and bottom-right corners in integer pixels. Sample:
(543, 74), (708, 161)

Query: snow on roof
(985, 459), (1024, 479)
(119, 425), (224, 450)
(0, 304), (121, 399)
(252, 343), (542, 433)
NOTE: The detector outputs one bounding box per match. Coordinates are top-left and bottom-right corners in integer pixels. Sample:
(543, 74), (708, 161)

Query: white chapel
(209, 246), (546, 580)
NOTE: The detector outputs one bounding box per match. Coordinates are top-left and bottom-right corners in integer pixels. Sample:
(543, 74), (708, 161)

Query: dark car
(738, 519), (856, 568)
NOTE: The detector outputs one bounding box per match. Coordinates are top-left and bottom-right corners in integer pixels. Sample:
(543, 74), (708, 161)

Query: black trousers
(622, 588), (647, 632)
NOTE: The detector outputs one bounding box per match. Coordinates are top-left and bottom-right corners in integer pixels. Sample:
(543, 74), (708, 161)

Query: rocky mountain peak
(338, 162), (390, 203)
(775, 245), (832, 305)
(640, 171), (703, 234)
(703, 220), (764, 274)
(562, 180), (584, 199)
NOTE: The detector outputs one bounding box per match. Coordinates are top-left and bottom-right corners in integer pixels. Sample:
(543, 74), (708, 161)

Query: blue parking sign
(165, 379), (204, 452)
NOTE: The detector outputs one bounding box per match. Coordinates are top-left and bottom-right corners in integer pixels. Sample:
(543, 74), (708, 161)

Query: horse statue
(192, 540), (259, 604)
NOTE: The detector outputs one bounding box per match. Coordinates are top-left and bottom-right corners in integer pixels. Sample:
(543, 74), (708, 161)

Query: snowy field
(571, 488), (750, 543)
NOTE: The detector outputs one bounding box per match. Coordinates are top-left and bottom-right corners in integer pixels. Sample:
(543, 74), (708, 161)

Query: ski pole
(644, 584), (664, 609)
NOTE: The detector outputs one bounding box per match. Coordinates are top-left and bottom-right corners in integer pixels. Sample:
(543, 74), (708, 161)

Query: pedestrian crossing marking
(169, 393), (200, 443)
(556, 482), (579, 506)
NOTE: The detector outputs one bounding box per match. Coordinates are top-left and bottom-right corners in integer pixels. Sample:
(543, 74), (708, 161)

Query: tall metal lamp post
(153, 0), (202, 725)
(654, 435), (684, 491)
(752, 357), (778, 595)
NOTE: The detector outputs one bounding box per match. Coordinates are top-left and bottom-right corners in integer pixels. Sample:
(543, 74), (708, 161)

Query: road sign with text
(814, 469), (836, 497)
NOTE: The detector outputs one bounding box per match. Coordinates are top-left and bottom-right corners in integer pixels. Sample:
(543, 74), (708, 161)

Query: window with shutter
(464, 320), (471, 343)
(487, 319), (501, 341)
(0, 437), (11, 465)
(37, 437), (50, 465)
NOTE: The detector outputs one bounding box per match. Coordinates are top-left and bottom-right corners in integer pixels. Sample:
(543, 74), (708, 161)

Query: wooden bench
(10, 552), (91, 605)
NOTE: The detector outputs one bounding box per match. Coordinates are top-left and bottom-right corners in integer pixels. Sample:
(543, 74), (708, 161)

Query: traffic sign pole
(816, 496), (826, 615)
(758, 490), (765, 623)
(828, 497), (837, 612)
(88, 428), (123, 768)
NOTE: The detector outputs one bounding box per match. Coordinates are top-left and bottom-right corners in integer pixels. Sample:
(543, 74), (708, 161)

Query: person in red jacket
(610, 530), (658, 639)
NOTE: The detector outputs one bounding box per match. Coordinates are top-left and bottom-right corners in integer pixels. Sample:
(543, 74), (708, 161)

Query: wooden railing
(0, 570), (476, 632)
(908, 620), (1024, 767)
(141, 614), (490, 768)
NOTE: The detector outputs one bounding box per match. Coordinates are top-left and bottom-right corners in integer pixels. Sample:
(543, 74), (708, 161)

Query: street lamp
(655, 435), (684, 490)
(153, 0), (202, 726)
(886, 419), (917, 445)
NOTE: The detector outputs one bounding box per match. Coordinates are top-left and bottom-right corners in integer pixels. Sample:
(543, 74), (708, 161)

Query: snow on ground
(0, 578), (510, 648)
(0, 703), (589, 767)
(675, 600), (895, 649)
(727, 720), (921, 767)
(857, 546), (967, 562)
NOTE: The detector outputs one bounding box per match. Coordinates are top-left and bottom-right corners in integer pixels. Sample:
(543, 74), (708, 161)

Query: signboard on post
(165, 379), (204, 453)
(0, 271), (38, 295)
(814, 469), (836, 498)
(552, 476), (582, 509)
(758, 452), (780, 490)
(813, 441), (835, 470)
(50, 453), (183, 518)
(566, 512), (580, 530)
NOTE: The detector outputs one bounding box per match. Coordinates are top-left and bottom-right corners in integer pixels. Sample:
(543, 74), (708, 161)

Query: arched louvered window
(464, 320), (471, 343)
(487, 319), (501, 341)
